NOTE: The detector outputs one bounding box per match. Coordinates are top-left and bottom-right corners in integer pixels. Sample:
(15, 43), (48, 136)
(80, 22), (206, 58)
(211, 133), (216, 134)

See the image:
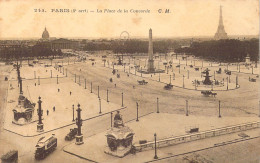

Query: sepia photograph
(0, 0), (259, 162)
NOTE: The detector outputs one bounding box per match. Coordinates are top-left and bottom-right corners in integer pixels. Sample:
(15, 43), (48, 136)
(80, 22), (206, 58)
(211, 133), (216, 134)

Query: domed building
(42, 27), (50, 39)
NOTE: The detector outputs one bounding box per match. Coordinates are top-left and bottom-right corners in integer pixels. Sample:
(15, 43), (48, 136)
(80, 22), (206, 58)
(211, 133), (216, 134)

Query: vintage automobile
(164, 84), (173, 90)
(35, 134), (57, 160)
(137, 80), (148, 85)
(65, 128), (78, 141)
(194, 68), (200, 71)
(189, 65), (193, 68)
(1, 150), (18, 163)
(176, 65), (180, 68)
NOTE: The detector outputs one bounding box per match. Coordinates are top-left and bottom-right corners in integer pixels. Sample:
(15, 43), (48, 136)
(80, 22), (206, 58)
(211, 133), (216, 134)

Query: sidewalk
(63, 112), (259, 162)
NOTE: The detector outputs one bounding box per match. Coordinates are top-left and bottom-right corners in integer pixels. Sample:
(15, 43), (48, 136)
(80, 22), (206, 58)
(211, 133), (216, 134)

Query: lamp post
(98, 86), (100, 98)
(72, 104), (75, 121)
(121, 92), (124, 107)
(154, 133), (158, 159)
(183, 75), (185, 88)
(157, 97), (159, 113)
(38, 76), (40, 85)
(169, 75), (171, 84)
(37, 96), (44, 132)
(99, 98), (102, 114)
(186, 100), (188, 116)
(66, 69), (67, 77)
(111, 112), (113, 127)
(91, 82), (93, 93)
(57, 75), (59, 84)
(226, 77), (228, 90)
(51, 70), (52, 78)
(75, 104), (83, 145)
(85, 79), (86, 89)
(136, 102), (139, 122)
(107, 89), (109, 102)
(218, 100), (221, 118)
(236, 75), (238, 88)
(75, 74), (76, 83)
(159, 73), (160, 82)
(34, 71), (36, 79)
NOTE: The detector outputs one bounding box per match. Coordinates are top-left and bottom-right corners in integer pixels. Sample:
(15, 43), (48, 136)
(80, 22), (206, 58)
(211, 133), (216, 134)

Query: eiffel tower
(214, 6), (228, 40)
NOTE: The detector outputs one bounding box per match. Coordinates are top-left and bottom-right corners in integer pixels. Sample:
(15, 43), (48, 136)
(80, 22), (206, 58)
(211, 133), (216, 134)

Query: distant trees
(175, 39), (259, 62)
(83, 39), (181, 54)
(0, 42), (63, 60)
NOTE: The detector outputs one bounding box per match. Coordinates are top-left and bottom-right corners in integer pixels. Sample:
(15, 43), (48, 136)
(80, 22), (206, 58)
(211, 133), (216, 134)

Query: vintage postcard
(0, 0), (259, 162)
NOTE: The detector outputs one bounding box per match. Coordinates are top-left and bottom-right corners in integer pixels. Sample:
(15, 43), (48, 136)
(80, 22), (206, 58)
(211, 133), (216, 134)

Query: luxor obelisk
(147, 28), (155, 73)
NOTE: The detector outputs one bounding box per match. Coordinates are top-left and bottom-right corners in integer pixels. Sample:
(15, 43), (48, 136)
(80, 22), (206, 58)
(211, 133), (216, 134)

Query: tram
(35, 134), (57, 160)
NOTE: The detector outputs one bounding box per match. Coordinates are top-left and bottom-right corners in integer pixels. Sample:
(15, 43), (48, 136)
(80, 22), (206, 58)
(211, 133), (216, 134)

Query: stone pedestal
(37, 123), (44, 132)
(147, 59), (155, 73)
(75, 135), (84, 145)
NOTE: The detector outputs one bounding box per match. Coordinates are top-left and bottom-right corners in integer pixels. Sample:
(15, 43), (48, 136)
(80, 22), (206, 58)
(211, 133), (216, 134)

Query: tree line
(83, 39), (181, 54)
(0, 42), (63, 60)
(174, 39), (259, 62)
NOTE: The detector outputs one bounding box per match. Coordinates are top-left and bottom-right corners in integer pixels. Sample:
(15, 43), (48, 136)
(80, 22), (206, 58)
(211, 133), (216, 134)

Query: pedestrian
(47, 110), (49, 115)
(58, 88), (60, 92)
(114, 83), (116, 88)
(35, 83), (36, 86)
(53, 106), (55, 112)
(70, 91), (72, 95)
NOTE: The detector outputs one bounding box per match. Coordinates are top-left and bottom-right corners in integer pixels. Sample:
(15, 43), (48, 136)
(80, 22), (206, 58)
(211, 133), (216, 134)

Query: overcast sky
(0, 0), (258, 39)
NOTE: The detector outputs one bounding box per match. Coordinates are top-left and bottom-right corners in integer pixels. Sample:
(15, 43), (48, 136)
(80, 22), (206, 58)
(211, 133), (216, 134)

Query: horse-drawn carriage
(224, 69), (231, 75)
(112, 69), (116, 75)
(249, 77), (256, 82)
(137, 80), (148, 85)
(216, 68), (222, 74)
(201, 90), (217, 97)
(194, 68), (200, 71)
(164, 84), (173, 90)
